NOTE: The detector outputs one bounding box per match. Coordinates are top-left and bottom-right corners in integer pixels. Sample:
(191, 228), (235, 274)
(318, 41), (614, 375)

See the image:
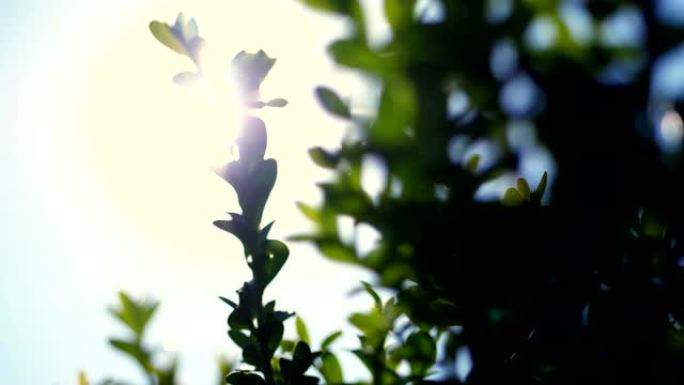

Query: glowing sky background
(1, 1), (383, 384)
(4, 1), (684, 384)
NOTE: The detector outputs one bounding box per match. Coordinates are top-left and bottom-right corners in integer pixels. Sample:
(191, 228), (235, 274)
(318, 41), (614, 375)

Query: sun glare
(80, 0), (338, 258)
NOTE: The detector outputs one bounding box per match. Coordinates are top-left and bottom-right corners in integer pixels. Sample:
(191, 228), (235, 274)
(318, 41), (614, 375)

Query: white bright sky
(0, 1), (392, 384)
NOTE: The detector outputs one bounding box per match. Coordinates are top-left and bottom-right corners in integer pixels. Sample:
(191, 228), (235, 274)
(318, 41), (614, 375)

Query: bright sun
(80, 0), (340, 258)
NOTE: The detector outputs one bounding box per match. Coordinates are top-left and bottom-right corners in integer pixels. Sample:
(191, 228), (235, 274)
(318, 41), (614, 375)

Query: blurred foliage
(83, 1), (684, 384)
(294, 0), (684, 384)
(81, 292), (235, 385)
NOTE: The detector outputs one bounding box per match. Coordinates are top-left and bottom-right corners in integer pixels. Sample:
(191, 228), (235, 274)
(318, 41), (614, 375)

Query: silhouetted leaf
(261, 320), (284, 357)
(242, 344), (261, 367)
(260, 221), (275, 239)
(531, 171), (548, 202)
(149, 21), (186, 55)
(226, 371), (266, 385)
(292, 341), (314, 373)
(219, 296), (238, 309)
(264, 240), (289, 285)
(229, 330), (251, 349)
(274, 310), (295, 322)
(232, 50), (276, 96)
(228, 306), (253, 331)
(265, 98), (288, 107)
(309, 147), (339, 169)
(315, 87), (350, 118)
(214, 214), (256, 255)
(237, 117), (267, 163)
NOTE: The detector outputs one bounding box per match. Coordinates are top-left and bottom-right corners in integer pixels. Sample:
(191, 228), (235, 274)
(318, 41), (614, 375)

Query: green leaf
(308, 147), (339, 169)
(78, 371), (90, 385)
(217, 356), (235, 385)
(287, 234), (319, 242)
(464, 154), (481, 173)
(329, 38), (389, 74)
(226, 371), (266, 385)
(361, 281), (382, 310)
(349, 312), (381, 335)
(295, 316), (311, 344)
(296, 202), (320, 222)
(385, 0), (416, 30)
(280, 339), (296, 353)
(109, 339), (149, 368)
(351, 349), (374, 373)
(315, 86), (351, 118)
(264, 98), (288, 107)
(301, 0), (355, 15)
(156, 360), (178, 385)
(319, 352), (344, 384)
(149, 21), (186, 55)
(516, 177), (531, 200)
(370, 76), (416, 145)
(503, 187), (524, 207)
(318, 240), (358, 263)
(109, 292), (158, 337)
(321, 330), (343, 349)
(404, 331), (437, 375)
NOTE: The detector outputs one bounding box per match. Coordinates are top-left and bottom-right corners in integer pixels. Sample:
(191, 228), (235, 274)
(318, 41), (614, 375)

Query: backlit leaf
(315, 86), (350, 118)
